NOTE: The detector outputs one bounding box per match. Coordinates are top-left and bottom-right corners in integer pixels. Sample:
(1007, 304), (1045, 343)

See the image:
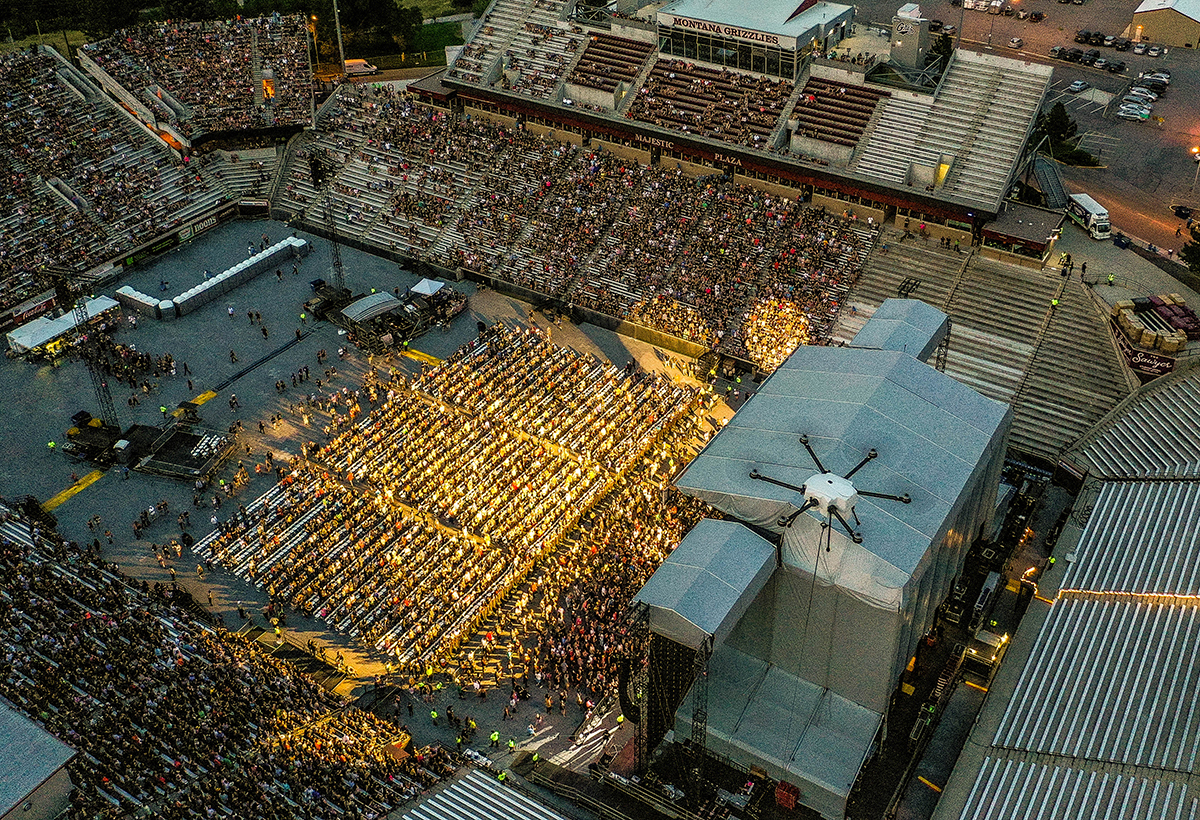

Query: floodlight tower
(73, 298), (119, 429)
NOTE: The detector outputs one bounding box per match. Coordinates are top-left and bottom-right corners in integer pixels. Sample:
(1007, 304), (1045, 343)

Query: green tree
(1180, 224), (1200, 273)
(1040, 101), (1076, 145)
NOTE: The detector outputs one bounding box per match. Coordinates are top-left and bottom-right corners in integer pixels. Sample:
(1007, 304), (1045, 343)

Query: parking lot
(849, 0), (1200, 253)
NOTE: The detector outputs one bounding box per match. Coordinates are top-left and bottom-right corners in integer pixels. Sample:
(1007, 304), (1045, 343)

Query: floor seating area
(193, 324), (697, 665)
(790, 78), (889, 146)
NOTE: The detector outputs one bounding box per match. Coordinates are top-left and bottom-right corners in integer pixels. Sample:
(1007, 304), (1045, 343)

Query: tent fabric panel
(634, 520), (775, 650)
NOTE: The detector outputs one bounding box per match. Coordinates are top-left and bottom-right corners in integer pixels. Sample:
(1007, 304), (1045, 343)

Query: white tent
(6, 296), (119, 354)
(411, 278), (445, 297)
(661, 303), (1011, 819)
(634, 519), (775, 651)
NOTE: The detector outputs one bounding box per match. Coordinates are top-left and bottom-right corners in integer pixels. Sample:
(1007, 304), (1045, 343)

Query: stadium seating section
(0, 49), (228, 314)
(568, 33), (655, 93)
(790, 79), (890, 147)
(82, 16), (313, 138)
(626, 60), (792, 149)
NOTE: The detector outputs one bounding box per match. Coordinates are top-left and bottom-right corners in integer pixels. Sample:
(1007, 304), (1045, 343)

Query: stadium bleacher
(568, 33), (655, 93)
(624, 59), (792, 149)
(790, 79), (889, 147)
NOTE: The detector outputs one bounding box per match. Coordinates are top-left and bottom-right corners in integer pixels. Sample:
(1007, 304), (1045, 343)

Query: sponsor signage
(658, 13), (798, 49)
(124, 234), (180, 268)
(1111, 319), (1176, 377)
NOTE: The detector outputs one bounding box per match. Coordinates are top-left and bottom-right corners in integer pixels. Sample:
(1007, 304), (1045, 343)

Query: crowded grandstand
(6, 0), (1198, 818)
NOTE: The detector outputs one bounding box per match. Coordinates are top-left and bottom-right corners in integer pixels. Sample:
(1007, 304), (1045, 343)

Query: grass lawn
(409, 0), (469, 20)
(409, 21), (465, 52)
(2, 29), (92, 54)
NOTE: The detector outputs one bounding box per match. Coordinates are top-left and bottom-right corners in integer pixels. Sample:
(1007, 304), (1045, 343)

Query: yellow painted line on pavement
(403, 349), (442, 366)
(918, 777), (943, 793)
(172, 390), (218, 417)
(964, 681), (989, 693)
(43, 470), (105, 512)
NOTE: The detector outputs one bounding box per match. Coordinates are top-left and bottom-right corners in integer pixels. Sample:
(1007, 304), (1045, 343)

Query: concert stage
(134, 421), (236, 480)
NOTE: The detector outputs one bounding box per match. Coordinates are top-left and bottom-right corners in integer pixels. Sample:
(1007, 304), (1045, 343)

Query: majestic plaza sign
(658, 13), (799, 50)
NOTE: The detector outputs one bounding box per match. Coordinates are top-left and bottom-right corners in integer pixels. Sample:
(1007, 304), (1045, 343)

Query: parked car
(1107, 60), (1126, 73)
(1117, 109), (1150, 121)
(1133, 42), (1147, 54)
(1008, 37), (1024, 48)
(1094, 58), (1109, 69)
(1120, 96), (1152, 108)
(929, 19), (944, 31)
(1066, 80), (1090, 93)
(942, 24), (957, 34)
(1088, 32), (1105, 45)
(1081, 49), (1101, 64)
(1075, 30), (1092, 43)
(950, 0), (962, 6)
(1114, 232), (1133, 248)
(1118, 104), (1153, 117)
(1139, 72), (1170, 85)
(1003, 4), (1017, 15)
(1172, 205), (1194, 220)
(1049, 45), (1065, 58)
(1113, 38), (1131, 50)
(1030, 10), (1047, 21)
(1017, 8), (1030, 18)
(1065, 47), (1085, 61)
(1148, 45), (1162, 57)
(1073, 0), (1085, 5)
(1104, 35), (1117, 46)
(1127, 87), (1158, 101)
(1145, 69), (1170, 79)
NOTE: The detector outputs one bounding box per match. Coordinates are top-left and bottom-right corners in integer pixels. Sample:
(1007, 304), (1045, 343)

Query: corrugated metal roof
(991, 596), (1200, 772)
(1072, 368), (1200, 477)
(958, 757), (1197, 820)
(1062, 481), (1200, 594)
(1135, 0), (1200, 23)
(0, 701), (76, 814)
(403, 769), (577, 820)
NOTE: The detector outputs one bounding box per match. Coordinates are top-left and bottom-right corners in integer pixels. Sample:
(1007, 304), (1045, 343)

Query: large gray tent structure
(643, 300), (1011, 819)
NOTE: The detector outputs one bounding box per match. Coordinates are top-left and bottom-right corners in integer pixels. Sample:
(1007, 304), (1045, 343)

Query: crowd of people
(448, 430), (716, 705)
(0, 48), (227, 312)
(193, 323), (705, 670)
(627, 60), (792, 149)
(82, 15), (313, 137)
(0, 504), (453, 820)
(279, 85), (879, 373)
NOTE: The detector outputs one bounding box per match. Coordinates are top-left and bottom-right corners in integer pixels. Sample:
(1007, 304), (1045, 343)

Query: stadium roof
(1069, 368), (1200, 477)
(633, 519), (775, 650)
(675, 343), (1010, 595)
(848, 297), (949, 363)
(1134, 0), (1200, 22)
(401, 768), (579, 820)
(0, 700), (76, 815)
(933, 379), (1200, 820)
(658, 0), (852, 41)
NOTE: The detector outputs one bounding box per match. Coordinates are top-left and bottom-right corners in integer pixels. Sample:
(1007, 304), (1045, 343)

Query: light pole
(310, 16), (320, 75)
(1192, 146), (1200, 195)
(332, 0), (346, 75)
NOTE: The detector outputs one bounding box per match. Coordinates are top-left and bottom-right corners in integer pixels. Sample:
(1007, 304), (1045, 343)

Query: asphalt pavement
(850, 0), (1200, 257)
